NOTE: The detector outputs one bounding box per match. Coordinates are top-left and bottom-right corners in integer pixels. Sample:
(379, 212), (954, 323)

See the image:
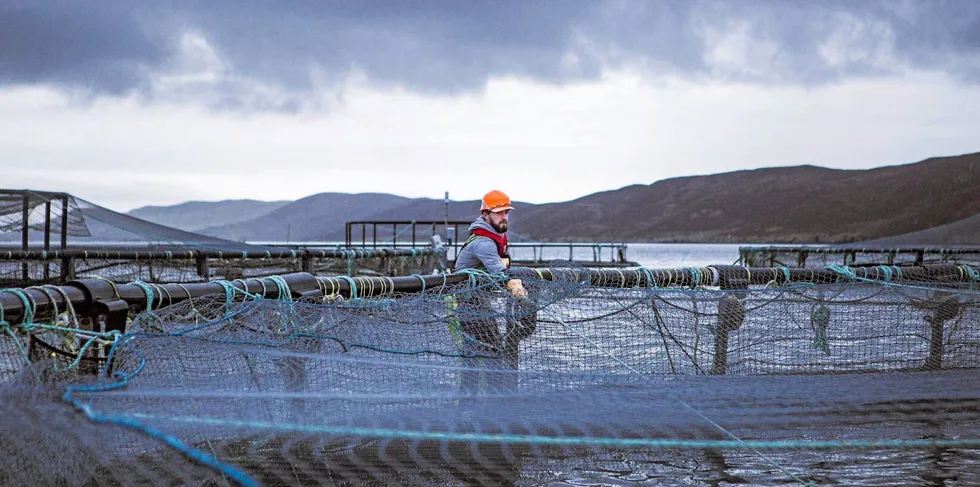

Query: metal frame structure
(1, 189), (71, 250)
(1, 190), (71, 282)
(342, 220), (635, 267)
(0, 247), (442, 286)
(344, 220), (471, 249)
(739, 245), (980, 267)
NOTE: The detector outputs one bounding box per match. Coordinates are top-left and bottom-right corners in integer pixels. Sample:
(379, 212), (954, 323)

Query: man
(453, 189), (515, 275)
(451, 190), (536, 393)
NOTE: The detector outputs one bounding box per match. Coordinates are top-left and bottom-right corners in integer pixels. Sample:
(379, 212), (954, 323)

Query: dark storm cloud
(0, 2), (165, 93)
(167, 0), (603, 94)
(1, 0), (978, 102)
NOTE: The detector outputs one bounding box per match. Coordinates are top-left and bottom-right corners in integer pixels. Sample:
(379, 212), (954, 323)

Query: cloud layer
(3, 1), (978, 108)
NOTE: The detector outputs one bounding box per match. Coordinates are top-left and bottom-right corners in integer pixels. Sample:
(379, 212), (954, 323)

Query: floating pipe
(0, 248), (438, 261)
(1, 264), (978, 327)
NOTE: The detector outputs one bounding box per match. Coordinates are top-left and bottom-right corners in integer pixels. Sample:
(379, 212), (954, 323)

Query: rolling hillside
(128, 152), (980, 244)
(128, 200), (289, 232)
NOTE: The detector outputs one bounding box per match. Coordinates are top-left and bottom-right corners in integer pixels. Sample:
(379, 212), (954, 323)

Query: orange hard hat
(481, 190), (514, 213)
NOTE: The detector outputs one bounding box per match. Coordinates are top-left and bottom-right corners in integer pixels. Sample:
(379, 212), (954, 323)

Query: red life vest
(468, 228), (509, 258)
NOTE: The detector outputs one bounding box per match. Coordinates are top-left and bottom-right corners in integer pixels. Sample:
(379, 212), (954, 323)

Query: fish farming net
(0, 192), (444, 286)
(1, 264), (979, 486)
(0, 190), (268, 251)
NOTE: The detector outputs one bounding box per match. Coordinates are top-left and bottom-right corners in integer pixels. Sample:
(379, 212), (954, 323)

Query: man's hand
(502, 256), (511, 268)
(506, 279), (528, 299)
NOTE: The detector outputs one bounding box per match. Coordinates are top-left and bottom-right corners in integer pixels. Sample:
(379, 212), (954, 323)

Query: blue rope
(687, 267), (701, 288)
(338, 276), (358, 299)
(2, 325), (37, 382)
(1, 287), (118, 374)
(104, 413), (980, 451)
(639, 267), (655, 288)
(825, 266), (980, 294)
(456, 268), (505, 288)
(828, 265), (857, 281)
(876, 265), (893, 282)
(257, 278), (268, 297)
(4, 289), (35, 326)
(132, 281), (155, 313)
(780, 267), (791, 283)
(62, 330), (121, 372)
(963, 265), (980, 281)
(167, 302), (258, 337)
(63, 356), (260, 487)
(0, 289), (40, 383)
(267, 276), (293, 302)
(214, 280), (237, 314)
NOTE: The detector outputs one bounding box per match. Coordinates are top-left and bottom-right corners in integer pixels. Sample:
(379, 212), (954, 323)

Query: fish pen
(342, 219), (636, 267)
(0, 190), (450, 285)
(0, 263), (978, 486)
(0, 190), (269, 252)
(0, 247), (444, 287)
(739, 244), (980, 268)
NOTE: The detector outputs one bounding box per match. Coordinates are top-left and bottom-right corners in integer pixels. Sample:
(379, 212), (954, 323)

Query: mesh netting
(0, 190), (273, 251)
(0, 191), (86, 236)
(1, 267), (979, 486)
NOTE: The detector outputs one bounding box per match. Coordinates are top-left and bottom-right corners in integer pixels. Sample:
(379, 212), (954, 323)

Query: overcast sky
(2, 0), (979, 211)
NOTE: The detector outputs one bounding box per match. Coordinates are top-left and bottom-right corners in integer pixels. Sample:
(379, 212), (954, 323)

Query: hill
(857, 212), (980, 247)
(128, 200), (289, 232)
(130, 152), (980, 244)
(515, 152), (980, 243)
(198, 193), (415, 242)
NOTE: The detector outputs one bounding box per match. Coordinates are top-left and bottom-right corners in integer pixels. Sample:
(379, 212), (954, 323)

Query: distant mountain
(136, 151), (980, 244)
(128, 200), (289, 232)
(198, 193), (415, 242)
(185, 193), (545, 243)
(514, 152), (980, 243)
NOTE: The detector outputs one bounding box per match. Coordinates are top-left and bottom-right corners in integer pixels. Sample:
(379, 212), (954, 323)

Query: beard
(490, 220), (508, 233)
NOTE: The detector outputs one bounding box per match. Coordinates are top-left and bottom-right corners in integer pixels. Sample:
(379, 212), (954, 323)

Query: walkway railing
(739, 245), (980, 267)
